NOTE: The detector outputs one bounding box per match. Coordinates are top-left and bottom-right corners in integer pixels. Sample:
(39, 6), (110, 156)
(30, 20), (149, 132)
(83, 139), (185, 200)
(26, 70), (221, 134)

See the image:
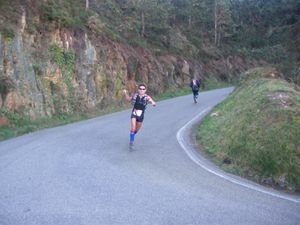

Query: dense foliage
(1, 1), (299, 47)
(0, 0), (299, 82)
(56, 1), (300, 82)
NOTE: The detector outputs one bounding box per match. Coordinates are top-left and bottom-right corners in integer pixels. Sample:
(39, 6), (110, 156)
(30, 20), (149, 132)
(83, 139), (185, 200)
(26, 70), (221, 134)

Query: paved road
(0, 87), (299, 225)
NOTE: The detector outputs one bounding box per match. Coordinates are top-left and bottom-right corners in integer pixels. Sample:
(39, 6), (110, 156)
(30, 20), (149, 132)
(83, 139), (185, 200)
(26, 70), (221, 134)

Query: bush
(41, 0), (87, 28)
(1, 26), (15, 40)
(249, 36), (267, 48)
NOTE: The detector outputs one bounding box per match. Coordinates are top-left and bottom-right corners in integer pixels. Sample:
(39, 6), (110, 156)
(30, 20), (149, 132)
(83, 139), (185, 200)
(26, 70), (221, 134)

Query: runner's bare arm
(147, 96), (156, 106)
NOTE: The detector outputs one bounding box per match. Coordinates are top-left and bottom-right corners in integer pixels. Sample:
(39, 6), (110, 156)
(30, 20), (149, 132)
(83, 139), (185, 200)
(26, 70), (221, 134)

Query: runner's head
(138, 84), (147, 93)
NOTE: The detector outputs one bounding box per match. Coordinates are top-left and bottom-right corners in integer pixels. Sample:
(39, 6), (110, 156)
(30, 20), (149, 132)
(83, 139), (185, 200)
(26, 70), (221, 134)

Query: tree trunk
(214, 0), (218, 46)
(188, 15), (192, 30)
(86, 0), (89, 10)
(141, 11), (145, 37)
(217, 29), (221, 47)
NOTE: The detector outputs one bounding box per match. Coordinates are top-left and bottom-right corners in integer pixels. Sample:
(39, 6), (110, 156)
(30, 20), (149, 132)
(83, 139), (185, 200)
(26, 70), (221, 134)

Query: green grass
(197, 71), (300, 192)
(156, 86), (191, 100)
(203, 76), (232, 91)
(0, 127), (15, 140)
(0, 105), (134, 141)
(0, 108), (88, 141)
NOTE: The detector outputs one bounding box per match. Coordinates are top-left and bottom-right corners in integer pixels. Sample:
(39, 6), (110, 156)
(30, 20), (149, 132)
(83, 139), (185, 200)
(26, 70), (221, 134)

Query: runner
(123, 84), (156, 148)
(190, 78), (201, 103)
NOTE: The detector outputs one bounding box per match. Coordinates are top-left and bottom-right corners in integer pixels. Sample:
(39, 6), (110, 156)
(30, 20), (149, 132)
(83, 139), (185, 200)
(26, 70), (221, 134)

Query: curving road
(0, 87), (299, 225)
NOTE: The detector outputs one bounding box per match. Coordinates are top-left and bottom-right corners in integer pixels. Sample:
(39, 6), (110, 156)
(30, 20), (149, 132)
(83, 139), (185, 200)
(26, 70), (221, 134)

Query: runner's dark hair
(138, 83), (147, 89)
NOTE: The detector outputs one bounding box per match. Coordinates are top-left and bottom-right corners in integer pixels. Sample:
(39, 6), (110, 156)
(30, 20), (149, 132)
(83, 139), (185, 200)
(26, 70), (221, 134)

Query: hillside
(0, 0), (299, 139)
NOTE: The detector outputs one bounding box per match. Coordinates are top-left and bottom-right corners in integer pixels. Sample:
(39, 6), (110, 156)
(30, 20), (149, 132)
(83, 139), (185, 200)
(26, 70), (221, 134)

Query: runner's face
(138, 86), (146, 94)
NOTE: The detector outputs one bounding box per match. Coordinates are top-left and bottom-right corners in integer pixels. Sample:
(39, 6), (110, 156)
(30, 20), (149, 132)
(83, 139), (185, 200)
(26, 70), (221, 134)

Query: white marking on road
(176, 107), (300, 204)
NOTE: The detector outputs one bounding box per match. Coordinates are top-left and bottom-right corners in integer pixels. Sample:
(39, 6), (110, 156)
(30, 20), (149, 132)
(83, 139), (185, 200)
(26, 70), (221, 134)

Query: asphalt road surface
(0, 87), (299, 225)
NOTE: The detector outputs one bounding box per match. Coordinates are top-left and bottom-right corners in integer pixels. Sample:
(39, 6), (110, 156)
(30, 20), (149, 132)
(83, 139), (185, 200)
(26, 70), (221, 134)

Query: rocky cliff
(0, 6), (257, 121)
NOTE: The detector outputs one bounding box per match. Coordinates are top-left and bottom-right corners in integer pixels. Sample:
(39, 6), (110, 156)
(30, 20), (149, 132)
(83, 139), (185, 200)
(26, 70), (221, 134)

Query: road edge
(176, 106), (300, 204)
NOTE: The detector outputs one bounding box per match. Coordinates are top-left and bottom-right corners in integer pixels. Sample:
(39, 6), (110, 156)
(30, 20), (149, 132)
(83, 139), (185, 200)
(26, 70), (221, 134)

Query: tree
(86, 0), (89, 10)
(213, 0), (233, 47)
(128, 0), (171, 38)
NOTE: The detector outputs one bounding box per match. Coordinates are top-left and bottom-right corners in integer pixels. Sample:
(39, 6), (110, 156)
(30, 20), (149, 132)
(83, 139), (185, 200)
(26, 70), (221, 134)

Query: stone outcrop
(0, 12), (198, 120)
(0, 10), (254, 121)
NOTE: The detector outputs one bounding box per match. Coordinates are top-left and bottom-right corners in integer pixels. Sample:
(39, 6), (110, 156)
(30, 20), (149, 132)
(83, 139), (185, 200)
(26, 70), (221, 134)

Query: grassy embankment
(0, 105), (129, 141)
(0, 77), (229, 141)
(197, 67), (300, 192)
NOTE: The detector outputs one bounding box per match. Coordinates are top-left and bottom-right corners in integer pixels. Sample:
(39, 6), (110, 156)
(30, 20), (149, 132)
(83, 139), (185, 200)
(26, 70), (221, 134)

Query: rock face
(0, 12), (197, 120)
(0, 11), (253, 120)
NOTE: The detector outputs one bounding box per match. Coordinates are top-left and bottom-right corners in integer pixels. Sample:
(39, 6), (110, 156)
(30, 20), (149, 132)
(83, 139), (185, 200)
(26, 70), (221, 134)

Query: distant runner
(190, 78), (201, 103)
(123, 84), (156, 148)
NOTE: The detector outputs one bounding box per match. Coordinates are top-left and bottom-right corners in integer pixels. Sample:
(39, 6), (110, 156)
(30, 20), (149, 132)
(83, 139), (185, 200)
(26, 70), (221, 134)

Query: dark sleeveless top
(132, 94), (149, 111)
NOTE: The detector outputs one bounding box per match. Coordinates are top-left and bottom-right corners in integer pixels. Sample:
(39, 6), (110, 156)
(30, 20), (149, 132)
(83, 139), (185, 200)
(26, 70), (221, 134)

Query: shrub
(1, 26), (15, 40)
(41, 0), (87, 28)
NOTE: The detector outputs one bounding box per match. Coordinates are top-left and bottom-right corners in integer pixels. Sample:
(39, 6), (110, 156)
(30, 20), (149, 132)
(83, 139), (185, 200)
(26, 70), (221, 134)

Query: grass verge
(197, 71), (300, 192)
(0, 106), (127, 141)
